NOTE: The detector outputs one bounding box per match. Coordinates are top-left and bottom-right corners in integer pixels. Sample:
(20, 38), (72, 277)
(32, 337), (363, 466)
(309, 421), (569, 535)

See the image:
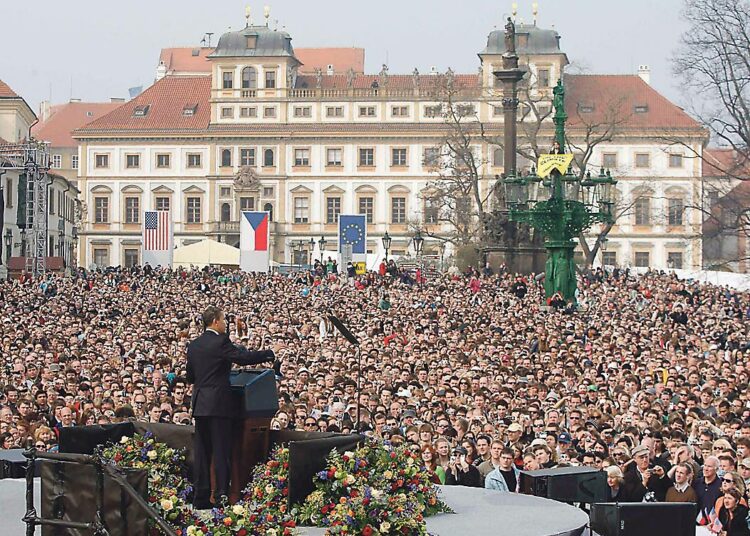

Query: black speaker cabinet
(519, 466), (607, 503)
(590, 502), (696, 536)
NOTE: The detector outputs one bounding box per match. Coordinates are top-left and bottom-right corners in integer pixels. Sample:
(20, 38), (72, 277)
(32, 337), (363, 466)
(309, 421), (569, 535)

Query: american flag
(143, 210), (170, 251)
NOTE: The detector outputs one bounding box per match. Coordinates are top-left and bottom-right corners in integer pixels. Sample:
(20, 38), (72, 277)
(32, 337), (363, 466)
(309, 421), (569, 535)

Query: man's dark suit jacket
(186, 330), (274, 417)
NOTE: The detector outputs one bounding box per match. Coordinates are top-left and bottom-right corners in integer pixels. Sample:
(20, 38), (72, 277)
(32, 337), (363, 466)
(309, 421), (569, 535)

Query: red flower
(238, 530), (248, 536)
(327, 469), (335, 479)
(362, 525), (373, 536)
(282, 488), (289, 496)
(362, 498), (370, 506)
(390, 452), (397, 459)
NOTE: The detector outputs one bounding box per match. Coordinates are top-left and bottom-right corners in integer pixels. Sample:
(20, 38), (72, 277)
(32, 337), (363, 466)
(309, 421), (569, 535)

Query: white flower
(380, 521), (391, 532)
(160, 499), (173, 512)
(147, 450), (158, 460)
(186, 526), (198, 536)
(344, 451), (354, 458)
(265, 484), (275, 494)
(266, 530), (278, 536)
(232, 504), (245, 516)
(371, 489), (383, 499)
(120, 436), (129, 444)
(345, 475), (356, 485)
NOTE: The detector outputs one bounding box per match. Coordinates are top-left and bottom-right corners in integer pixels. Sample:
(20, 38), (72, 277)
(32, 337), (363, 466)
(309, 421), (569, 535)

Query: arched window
(264, 202), (274, 222)
(493, 147), (504, 167)
(263, 149), (275, 167)
(221, 149), (232, 167)
(220, 202), (231, 222)
(242, 67), (257, 89)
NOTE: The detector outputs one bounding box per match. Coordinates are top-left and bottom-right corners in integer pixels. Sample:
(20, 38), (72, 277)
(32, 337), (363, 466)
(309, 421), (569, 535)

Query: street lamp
(293, 240), (305, 270)
(503, 80), (618, 303)
(381, 231), (392, 262)
(309, 237), (315, 265)
(317, 235), (327, 263)
(3, 229), (11, 265)
(412, 230), (424, 287)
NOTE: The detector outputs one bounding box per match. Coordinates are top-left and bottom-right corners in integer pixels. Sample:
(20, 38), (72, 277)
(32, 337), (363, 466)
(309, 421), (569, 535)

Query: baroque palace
(72, 13), (707, 270)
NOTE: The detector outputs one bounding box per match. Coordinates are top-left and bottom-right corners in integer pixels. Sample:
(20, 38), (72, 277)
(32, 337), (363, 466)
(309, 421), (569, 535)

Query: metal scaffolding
(0, 140), (50, 276)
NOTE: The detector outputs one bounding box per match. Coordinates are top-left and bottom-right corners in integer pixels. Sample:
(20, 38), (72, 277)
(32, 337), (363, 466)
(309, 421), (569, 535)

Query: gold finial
(264, 5), (271, 25)
(245, 5), (251, 26)
(511, 2), (518, 20)
(532, 2), (539, 25)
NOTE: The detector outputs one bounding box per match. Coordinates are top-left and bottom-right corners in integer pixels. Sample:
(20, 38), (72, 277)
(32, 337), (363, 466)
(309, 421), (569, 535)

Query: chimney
(39, 100), (51, 122)
(637, 65), (651, 85)
(69, 98), (81, 103)
(326, 64), (334, 76)
(110, 97), (125, 103)
(430, 66), (438, 75)
(156, 60), (167, 81)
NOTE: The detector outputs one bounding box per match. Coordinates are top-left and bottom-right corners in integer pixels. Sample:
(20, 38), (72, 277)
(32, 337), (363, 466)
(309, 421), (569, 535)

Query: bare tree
(674, 0), (750, 165)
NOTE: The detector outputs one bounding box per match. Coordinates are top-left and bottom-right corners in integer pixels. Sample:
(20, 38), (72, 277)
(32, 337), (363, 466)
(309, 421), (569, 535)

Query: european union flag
(338, 214), (366, 254)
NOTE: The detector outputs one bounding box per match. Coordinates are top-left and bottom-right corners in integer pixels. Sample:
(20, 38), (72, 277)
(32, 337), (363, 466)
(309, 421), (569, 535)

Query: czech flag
(240, 211), (270, 272)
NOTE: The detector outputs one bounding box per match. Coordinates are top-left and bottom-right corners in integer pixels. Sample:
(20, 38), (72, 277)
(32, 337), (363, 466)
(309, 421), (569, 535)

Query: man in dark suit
(187, 306), (280, 509)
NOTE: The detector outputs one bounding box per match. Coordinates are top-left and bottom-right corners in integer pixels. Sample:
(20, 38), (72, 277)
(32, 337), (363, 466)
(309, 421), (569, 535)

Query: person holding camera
(187, 306), (283, 510)
(622, 444), (671, 502)
(445, 445), (481, 487)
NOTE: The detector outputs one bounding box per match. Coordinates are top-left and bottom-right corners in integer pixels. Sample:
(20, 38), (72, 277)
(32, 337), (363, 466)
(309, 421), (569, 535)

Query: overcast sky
(1, 0), (689, 113)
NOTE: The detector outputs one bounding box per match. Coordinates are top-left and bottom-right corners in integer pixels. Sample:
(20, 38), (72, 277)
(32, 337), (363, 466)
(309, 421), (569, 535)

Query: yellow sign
(354, 262), (367, 275)
(537, 154), (575, 178)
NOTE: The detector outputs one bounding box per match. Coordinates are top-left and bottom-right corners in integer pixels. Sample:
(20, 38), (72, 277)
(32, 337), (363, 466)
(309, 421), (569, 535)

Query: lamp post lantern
(317, 235), (327, 263)
(412, 230), (424, 287)
(503, 80), (617, 303)
(381, 231), (392, 262)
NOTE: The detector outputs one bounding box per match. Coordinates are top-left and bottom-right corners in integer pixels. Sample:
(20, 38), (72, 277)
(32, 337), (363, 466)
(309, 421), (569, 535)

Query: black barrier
(24, 448), (177, 536)
(0, 449), (39, 479)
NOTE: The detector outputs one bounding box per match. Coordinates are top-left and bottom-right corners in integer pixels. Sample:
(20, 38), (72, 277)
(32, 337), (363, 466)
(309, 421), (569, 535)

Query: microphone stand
(327, 315), (361, 430)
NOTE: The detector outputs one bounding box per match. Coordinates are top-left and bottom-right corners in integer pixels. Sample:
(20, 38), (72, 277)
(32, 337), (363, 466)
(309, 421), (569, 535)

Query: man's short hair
(202, 306), (223, 328)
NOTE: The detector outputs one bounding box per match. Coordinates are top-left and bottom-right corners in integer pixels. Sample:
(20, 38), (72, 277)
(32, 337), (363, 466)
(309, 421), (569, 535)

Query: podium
(228, 369), (279, 502)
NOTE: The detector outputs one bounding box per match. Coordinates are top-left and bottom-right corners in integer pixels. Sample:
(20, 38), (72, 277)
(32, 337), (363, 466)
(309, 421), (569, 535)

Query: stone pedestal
(486, 246), (546, 275)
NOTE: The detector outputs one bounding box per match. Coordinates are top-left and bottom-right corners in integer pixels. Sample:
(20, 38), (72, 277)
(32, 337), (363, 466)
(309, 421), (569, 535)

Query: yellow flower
(147, 450), (158, 460)
(380, 521), (391, 532)
(232, 504), (245, 516)
(119, 436), (129, 444)
(160, 499), (173, 512)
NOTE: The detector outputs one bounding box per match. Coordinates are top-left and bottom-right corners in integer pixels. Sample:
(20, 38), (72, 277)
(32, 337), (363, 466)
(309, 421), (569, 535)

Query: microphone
(328, 315), (359, 346)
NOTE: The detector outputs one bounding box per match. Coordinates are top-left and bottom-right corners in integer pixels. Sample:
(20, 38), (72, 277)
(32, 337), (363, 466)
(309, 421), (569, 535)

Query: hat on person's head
(298, 367), (310, 374)
(587, 385), (598, 392)
(558, 432), (572, 444)
(396, 388), (412, 398)
(631, 445), (650, 458)
(402, 409), (416, 418)
(452, 446), (468, 456)
(508, 422), (523, 433)
(530, 438), (547, 448)
(546, 391), (560, 401)
(741, 459), (750, 470)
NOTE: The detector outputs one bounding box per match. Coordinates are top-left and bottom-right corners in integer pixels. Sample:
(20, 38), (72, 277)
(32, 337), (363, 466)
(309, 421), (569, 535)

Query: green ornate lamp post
(503, 80), (617, 303)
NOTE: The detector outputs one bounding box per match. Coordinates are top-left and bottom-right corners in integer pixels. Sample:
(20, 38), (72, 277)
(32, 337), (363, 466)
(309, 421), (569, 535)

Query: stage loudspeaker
(519, 466), (607, 503)
(589, 502), (696, 536)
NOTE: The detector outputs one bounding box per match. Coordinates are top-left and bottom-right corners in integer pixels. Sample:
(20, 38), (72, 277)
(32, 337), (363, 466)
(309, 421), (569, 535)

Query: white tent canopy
(173, 239), (239, 269)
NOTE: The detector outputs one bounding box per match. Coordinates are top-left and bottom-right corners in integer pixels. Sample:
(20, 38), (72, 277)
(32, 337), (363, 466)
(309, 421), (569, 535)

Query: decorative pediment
(387, 184), (410, 193)
(121, 185), (144, 193)
(323, 185), (345, 194)
(290, 185), (313, 194)
(151, 185), (174, 194)
(355, 185), (378, 193)
(233, 165), (260, 191)
(182, 185), (205, 194)
(90, 185), (113, 194)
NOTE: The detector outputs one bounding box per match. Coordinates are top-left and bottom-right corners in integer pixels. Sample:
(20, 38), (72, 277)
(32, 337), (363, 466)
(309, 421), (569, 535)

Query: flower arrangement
(297, 441), (451, 533)
(100, 435), (450, 536)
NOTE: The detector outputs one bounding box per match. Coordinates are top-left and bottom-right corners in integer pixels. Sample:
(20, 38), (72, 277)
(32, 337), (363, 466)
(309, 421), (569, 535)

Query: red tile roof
(296, 48), (365, 74)
(32, 101), (123, 147)
(76, 76), (212, 134)
(0, 79), (19, 98)
(158, 47), (213, 73)
(75, 72), (705, 136)
(564, 74), (702, 131)
(702, 148), (750, 178)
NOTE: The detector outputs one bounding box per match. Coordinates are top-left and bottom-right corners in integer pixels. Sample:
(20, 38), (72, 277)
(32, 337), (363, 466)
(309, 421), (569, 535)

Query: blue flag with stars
(338, 214), (366, 255)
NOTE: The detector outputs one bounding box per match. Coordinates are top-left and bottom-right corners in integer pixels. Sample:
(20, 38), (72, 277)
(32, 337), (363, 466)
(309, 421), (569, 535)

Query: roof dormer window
(578, 103), (594, 113)
(183, 104), (198, 116)
(133, 105), (150, 117)
(634, 104), (649, 113)
(247, 35), (257, 49)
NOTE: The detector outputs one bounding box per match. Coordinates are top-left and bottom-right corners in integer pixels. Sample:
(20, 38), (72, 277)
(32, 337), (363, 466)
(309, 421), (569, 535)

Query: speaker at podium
(228, 368), (279, 502)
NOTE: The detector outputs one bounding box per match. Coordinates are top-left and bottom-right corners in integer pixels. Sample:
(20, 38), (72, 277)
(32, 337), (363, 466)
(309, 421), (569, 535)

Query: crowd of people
(1, 262), (750, 533)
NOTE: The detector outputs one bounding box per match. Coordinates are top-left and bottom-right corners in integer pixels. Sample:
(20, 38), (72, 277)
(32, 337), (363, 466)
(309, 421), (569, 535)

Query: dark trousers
(193, 416), (232, 505)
